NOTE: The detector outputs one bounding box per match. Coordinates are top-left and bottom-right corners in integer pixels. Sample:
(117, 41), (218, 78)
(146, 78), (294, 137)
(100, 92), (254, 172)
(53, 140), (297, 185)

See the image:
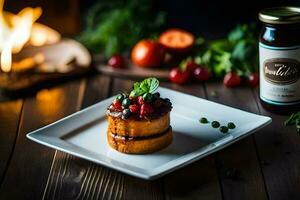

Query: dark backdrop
(80, 0), (300, 37)
(155, 0), (300, 37)
(5, 0), (300, 36)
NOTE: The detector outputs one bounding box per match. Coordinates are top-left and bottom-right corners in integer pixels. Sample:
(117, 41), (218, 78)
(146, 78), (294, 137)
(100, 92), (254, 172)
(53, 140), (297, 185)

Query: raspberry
(129, 104), (139, 113)
(140, 103), (154, 117)
(138, 96), (145, 105)
(112, 99), (122, 110)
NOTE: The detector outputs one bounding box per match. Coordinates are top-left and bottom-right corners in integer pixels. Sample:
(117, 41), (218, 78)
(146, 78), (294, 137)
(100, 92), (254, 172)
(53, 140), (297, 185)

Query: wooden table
(0, 74), (299, 200)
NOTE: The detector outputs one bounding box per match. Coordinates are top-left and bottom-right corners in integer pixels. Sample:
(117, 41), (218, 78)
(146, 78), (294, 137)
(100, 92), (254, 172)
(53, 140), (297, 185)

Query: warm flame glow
(8, 7), (42, 53)
(36, 88), (65, 123)
(0, 0), (61, 72)
(11, 53), (45, 72)
(1, 46), (10, 72)
(30, 23), (61, 46)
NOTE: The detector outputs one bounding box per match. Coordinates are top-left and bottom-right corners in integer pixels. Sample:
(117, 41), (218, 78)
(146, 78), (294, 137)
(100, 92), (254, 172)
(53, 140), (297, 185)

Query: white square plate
(27, 87), (271, 180)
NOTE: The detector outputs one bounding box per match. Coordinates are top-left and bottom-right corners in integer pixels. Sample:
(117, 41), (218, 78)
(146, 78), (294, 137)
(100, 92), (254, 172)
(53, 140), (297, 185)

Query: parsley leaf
(77, 0), (165, 57)
(284, 112), (300, 134)
(195, 23), (258, 78)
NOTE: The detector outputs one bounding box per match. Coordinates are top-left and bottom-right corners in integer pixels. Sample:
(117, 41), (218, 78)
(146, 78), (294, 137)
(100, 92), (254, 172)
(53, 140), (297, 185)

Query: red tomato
(159, 29), (195, 53)
(223, 72), (241, 87)
(169, 68), (189, 84)
(108, 55), (125, 69)
(248, 73), (259, 87)
(193, 67), (210, 81)
(131, 40), (166, 68)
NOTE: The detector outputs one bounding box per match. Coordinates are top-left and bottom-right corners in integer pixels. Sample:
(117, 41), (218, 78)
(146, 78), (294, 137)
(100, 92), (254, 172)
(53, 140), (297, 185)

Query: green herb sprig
(129, 77), (159, 97)
(77, 0), (165, 57)
(195, 24), (258, 78)
(284, 112), (300, 133)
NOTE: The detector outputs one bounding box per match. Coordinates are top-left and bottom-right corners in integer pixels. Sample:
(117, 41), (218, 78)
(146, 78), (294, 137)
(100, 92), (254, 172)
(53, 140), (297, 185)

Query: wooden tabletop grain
(0, 74), (299, 200)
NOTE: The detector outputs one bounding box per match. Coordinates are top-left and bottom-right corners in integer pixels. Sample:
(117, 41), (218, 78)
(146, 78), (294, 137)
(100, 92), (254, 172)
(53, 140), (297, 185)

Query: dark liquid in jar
(259, 23), (300, 114)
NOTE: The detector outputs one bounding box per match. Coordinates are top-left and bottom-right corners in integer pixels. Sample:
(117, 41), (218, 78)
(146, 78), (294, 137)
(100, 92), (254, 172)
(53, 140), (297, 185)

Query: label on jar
(259, 43), (300, 105)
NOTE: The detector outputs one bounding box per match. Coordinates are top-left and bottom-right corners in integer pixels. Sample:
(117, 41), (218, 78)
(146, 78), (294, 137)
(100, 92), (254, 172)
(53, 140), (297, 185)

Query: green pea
(199, 117), (208, 124)
(116, 94), (124, 101)
(143, 93), (153, 102)
(219, 126), (229, 133)
(211, 121), (220, 128)
(122, 98), (131, 108)
(227, 122), (236, 129)
(122, 109), (131, 119)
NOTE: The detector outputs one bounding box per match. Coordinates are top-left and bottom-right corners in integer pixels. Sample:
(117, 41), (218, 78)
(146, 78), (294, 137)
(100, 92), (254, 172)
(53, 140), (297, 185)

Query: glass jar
(259, 7), (300, 114)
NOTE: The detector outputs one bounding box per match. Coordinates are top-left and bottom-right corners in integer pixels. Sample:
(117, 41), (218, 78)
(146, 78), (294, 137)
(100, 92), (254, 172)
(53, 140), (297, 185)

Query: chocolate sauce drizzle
(110, 126), (171, 141)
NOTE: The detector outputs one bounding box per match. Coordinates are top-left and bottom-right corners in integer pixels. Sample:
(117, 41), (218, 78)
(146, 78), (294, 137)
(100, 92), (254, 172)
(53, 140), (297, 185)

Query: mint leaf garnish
(133, 82), (141, 90)
(147, 78), (159, 93)
(129, 88), (144, 97)
(129, 77), (159, 97)
(140, 81), (150, 93)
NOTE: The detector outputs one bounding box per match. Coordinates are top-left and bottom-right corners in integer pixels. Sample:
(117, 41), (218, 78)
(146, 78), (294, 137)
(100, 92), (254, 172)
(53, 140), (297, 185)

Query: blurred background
(5, 0), (300, 37)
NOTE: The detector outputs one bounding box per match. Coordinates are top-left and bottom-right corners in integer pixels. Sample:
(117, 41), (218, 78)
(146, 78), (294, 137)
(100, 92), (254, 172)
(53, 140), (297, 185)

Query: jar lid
(259, 7), (300, 24)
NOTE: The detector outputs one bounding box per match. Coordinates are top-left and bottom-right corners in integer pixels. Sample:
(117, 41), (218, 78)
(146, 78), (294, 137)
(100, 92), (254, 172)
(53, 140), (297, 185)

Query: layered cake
(106, 78), (172, 154)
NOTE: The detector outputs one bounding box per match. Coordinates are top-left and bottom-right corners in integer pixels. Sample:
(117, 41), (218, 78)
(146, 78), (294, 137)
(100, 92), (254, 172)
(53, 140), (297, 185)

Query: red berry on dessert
(112, 99), (122, 110)
(129, 104), (139, 113)
(140, 103), (154, 117)
(138, 96), (145, 105)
